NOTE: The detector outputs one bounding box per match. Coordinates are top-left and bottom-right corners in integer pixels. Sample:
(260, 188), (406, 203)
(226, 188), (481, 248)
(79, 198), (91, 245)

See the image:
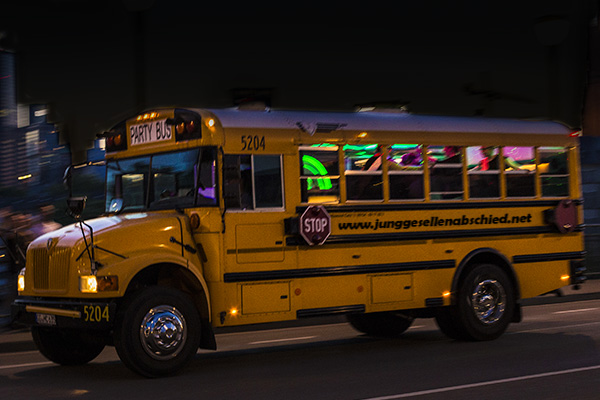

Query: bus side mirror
(67, 197), (87, 220)
(63, 166), (73, 197)
(108, 198), (123, 213)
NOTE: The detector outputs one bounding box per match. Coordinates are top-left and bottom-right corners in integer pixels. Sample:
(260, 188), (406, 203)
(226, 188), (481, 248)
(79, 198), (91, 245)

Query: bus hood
(28, 212), (186, 268)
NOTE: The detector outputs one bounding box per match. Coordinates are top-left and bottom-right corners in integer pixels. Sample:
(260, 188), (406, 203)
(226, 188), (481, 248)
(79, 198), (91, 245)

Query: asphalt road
(1, 298), (600, 400)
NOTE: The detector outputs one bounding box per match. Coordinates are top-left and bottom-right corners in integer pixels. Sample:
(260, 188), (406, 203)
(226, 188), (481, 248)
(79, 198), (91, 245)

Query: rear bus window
(539, 147), (569, 197)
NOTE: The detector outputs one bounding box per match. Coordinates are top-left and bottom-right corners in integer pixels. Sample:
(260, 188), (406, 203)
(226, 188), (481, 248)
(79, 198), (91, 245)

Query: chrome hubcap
(140, 305), (187, 360)
(471, 279), (506, 324)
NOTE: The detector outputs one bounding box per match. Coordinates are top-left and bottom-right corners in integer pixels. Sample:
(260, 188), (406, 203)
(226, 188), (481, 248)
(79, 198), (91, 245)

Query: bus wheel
(347, 311), (414, 337)
(31, 327), (106, 365)
(434, 307), (467, 340)
(453, 264), (515, 341)
(114, 286), (201, 378)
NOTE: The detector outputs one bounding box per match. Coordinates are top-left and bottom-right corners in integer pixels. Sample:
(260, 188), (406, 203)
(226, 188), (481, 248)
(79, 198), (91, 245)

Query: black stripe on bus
(297, 304), (365, 318)
(296, 199), (582, 214)
(512, 251), (586, 264)
(223, 259), (456, 283)
(285, 226), (576, 246)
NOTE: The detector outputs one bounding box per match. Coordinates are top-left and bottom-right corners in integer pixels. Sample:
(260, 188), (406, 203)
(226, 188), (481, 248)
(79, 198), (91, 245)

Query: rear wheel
(347, 311), (414, 337)
(114, 286), (201, 378)
(32, 327), (106, 365)
(438, 264), (515, 341)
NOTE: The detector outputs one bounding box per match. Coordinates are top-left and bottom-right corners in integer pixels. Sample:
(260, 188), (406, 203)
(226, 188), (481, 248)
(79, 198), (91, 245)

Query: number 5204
(83, 305), (110, 322)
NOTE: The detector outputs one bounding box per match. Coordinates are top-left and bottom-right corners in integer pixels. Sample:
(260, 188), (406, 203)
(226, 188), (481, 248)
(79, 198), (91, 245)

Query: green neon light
(302, 155), (333, 190)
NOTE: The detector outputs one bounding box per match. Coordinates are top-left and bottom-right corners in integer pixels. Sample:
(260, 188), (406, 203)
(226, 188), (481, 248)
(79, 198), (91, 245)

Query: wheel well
(453, 248), (521, 302)
(126, 263), (210, 321)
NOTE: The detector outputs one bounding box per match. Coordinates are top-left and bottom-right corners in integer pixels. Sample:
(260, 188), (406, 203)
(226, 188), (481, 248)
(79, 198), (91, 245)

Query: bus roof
(206, 108), (574, 136)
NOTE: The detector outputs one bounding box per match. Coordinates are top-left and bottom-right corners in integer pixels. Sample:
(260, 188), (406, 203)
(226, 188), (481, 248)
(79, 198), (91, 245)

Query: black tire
(114, 286), (201, 378)
(447, 263), (515, 341)
(31, 327), (106, 365)
(434, 307), (467, 340)
(347, 311), (414, 337)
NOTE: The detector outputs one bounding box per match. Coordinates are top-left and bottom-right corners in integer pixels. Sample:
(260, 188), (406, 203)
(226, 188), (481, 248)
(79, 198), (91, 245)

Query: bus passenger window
(300, 146), (340, 203)
(254, 155), (283, 208)
(504, 146), (535, 198)
(389, 144), (424, 200)
(429, 145), (463, 200)
(468, 146), (500, 198)
(539, 147), (569, 197)
(344, 144), (383, 200)
(225, 154), (284, 210)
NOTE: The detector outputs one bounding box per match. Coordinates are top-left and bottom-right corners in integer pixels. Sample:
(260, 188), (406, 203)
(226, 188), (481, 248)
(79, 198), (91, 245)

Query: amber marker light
(442, 291), (451, 298)
(207, 118), (215, 128)
(561, 275), (570, 282)
(190, 213), (200, 230)
(230, 308), (239, 316)
(358, 132), (368, 138)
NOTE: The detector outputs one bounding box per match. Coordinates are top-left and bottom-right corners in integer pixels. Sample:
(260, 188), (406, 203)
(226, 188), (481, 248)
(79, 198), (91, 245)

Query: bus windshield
(105, 147), (217, 213)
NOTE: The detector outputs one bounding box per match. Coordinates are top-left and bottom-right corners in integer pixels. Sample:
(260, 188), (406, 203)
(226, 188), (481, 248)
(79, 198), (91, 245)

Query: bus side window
(300, 146), (340, 203)
(254, 155), (284, 208)
(389, 144), (425, 200)
(504, 146), (535, 198)
(429, 145), (463, 200)
(224, 155), (253, 210)
(224, 154), (284, 210)
(344, 144), (383, 201)
(468, 146), (500, 198)
(540, 147), (569, 197)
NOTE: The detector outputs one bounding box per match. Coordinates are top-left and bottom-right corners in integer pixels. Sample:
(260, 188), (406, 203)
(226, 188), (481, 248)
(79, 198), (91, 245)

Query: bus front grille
(31, 247), (71, 291)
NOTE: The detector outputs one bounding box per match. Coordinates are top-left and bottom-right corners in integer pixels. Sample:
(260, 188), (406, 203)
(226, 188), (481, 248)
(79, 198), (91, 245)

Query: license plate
(129, 119), (172, 146)
(35, 313), (56, 326)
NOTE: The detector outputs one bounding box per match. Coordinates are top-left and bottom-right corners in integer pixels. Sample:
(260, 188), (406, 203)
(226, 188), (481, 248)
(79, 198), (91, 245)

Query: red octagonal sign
(300, 205), (331, 246)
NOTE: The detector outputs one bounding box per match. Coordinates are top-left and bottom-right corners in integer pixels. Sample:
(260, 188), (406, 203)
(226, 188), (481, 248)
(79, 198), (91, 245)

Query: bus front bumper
(11, 297), (117, 330)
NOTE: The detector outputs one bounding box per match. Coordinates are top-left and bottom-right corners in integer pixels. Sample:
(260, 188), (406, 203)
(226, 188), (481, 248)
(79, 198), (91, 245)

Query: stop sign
(300, 205), (331, 246)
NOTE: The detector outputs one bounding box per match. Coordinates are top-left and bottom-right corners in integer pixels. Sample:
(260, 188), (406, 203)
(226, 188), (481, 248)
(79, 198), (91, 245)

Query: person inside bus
(362, 145), (402, 171)
(399, 145), (436, 167)
(352, 145), (399, 199)
(439, 145), (462, 164)
(473, 146), (521, 171)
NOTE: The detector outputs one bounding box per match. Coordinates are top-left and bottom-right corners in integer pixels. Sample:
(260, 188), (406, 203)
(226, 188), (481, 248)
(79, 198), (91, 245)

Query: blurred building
(0, 50), (71, 212)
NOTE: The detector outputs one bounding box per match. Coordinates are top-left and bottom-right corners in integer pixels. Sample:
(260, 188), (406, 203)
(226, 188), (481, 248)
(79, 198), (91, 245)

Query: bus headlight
(80, 275), (119, 293)
(80, 276), (98, 293)
(17, 268), (25, 292)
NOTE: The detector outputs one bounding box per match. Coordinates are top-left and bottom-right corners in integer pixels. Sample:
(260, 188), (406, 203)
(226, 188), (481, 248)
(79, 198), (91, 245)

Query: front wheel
(31, 327), (106, 365)
(114, 286), (201, 378)
(443, 264), (515, 341)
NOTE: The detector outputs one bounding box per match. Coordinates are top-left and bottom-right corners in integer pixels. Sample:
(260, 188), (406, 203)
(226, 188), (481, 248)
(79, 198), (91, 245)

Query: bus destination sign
(130, 119), (172, 146)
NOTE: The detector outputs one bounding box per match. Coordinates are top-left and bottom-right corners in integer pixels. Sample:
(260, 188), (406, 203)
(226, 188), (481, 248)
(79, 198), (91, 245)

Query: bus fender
(451, 247), (521, 303)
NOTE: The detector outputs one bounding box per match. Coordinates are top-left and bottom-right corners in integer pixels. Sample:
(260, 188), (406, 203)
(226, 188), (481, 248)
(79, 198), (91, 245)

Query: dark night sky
(0, 0), (596, 162)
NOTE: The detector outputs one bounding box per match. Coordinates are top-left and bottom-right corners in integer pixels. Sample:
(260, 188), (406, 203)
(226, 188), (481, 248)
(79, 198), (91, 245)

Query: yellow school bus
(12, 106), (586, 377)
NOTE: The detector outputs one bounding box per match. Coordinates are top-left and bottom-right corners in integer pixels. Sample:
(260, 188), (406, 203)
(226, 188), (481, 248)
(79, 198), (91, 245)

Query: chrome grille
(30, 247), (71, 291)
